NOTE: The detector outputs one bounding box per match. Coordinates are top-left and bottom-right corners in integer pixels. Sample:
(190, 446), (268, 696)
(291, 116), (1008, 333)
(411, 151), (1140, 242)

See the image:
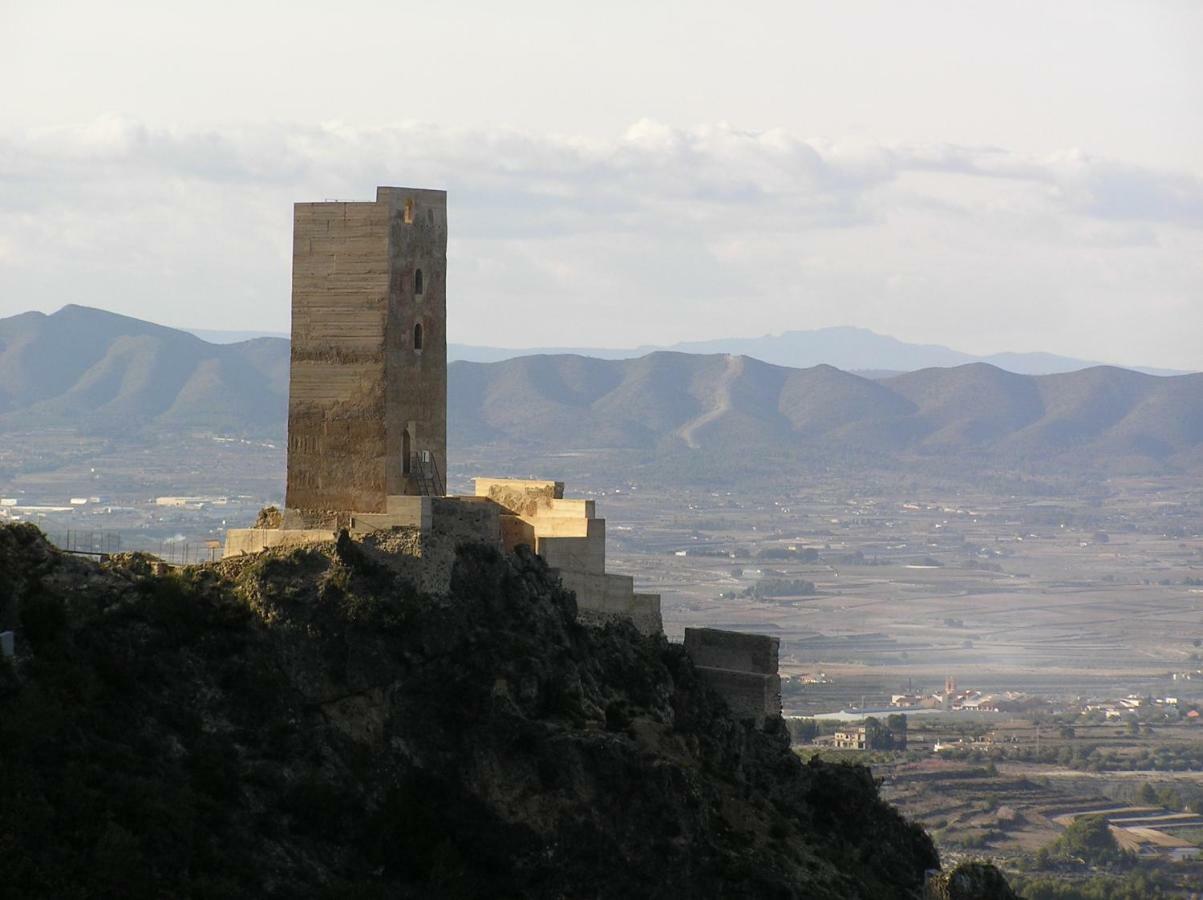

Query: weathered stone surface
(684, 628), (782, 723)
(286, 187), (447, 513)
(924, 862), (1019, 899)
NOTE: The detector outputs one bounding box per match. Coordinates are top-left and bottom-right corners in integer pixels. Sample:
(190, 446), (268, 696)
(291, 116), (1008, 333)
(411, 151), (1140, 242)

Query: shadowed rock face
(926, 862), (1020, 900)
(0, 523), (1005, 898)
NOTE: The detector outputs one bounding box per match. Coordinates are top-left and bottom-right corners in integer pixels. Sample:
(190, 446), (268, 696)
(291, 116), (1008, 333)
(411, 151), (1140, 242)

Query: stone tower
(285, 186), (447, 513)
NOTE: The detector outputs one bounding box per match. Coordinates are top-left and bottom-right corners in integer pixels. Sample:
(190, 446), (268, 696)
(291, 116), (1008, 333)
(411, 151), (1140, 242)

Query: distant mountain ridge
(3, 306), (1201, 473)
(173, 323), (1186, 376)
(169, 320), (1183, 375)
(0, 305), (288, 433)
(446, 325), (1188, 377)
(448, 353), (1203, 471)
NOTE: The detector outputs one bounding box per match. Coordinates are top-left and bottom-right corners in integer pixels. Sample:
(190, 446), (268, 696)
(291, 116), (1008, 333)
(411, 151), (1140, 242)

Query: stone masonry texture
(286, 187), (447, 513)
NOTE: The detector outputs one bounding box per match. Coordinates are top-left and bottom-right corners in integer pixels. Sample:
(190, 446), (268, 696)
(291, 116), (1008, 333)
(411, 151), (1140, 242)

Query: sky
(2, 0), (1201, 369)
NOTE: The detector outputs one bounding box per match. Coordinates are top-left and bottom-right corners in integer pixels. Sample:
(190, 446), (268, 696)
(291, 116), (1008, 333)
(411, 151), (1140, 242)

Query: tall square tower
(286, 186), (447, 512)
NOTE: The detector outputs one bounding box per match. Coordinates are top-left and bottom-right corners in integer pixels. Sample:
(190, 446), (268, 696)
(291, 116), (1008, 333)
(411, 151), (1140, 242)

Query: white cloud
(0, 118), (1201, 369)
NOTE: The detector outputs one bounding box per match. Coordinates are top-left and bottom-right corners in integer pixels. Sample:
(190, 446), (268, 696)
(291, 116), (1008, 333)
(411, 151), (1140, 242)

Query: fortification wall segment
(562, 570), (663, 635)
(694, 669), (781, 723)
(499, 515), (535, 551)
(224, 527), (338, 557)
(683, 628), (779, 676)
(536, 520), (606, 575)
(430, 497), (503, 549)
(477, 477), (659, 634)
(474, 478), (563, 517)
(684, 628), (781, 725)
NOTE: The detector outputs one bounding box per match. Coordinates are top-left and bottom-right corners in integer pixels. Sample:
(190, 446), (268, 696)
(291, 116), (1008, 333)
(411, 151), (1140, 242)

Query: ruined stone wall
(683, 628), (779, 675)
(684, 628), (781, 724)
(475, 478), (563, 517)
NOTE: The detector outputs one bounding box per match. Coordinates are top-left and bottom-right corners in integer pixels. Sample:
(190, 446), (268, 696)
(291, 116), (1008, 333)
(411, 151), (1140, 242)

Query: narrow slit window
(413, 322), (423, 350)
(403, 198), (414, 224)
(414, 268), (423, 295)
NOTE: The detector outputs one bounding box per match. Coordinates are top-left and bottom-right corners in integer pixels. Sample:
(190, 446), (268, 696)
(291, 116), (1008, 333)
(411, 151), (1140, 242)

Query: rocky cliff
(0, 524), (1012, 898)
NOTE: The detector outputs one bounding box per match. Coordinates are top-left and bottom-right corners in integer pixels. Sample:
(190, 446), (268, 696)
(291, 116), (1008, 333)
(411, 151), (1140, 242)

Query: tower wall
(286, 187), (447, 512)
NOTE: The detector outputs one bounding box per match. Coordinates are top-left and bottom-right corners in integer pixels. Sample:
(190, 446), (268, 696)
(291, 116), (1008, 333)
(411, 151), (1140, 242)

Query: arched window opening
(403, 198), (414, 224)
(413, 322), (423, 351)
(414, 268), (424, 295)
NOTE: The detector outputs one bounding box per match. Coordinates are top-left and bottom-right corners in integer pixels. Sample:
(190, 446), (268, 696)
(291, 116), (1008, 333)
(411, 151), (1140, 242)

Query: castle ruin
(287, 187), (447, 513)
(224, 185), (777, 717)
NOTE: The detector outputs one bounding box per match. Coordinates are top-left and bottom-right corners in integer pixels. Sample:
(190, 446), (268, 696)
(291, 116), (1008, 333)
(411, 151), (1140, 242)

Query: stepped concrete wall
(476, 477), (661, 635)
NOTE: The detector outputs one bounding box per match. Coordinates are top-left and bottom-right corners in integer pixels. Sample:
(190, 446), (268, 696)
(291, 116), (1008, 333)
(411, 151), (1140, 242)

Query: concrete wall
(352, 495), (432, 532)
(474, 478), (563, 517)
(561, 570), (663, 635)
(695, 668), (781, 723)
(430, 496), (503, 550)
(286, 186), (447, 513)
(537, 519), (605, 574)
(684, 628), (781, 724)
(478, 476), (661, 636)
(683, 628), (779, 675)
(223, 527), (338, 558)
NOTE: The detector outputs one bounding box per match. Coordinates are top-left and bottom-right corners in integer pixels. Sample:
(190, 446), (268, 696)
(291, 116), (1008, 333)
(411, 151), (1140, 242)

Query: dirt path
(677, 354), (742, 449)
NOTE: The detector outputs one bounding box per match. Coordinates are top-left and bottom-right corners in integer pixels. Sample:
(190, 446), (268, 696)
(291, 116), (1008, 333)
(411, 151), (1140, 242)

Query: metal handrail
(408, 450), (445, 497)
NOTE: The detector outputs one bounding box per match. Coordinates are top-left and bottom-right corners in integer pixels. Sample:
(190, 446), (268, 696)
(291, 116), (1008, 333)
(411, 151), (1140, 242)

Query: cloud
(0, 118), (1201, 368)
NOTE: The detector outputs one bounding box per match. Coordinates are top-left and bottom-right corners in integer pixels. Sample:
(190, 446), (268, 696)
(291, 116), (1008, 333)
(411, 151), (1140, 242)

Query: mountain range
(3, 305), (1201, 474)
(445, 328), (1188, 377)
(191, 323), (1185, 376)
(0, 306), (288, 434)
(449, 352), (1203, 472)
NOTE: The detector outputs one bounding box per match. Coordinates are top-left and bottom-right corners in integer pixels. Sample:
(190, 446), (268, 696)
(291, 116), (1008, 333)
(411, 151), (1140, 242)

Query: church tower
(285, 186), (447, 513)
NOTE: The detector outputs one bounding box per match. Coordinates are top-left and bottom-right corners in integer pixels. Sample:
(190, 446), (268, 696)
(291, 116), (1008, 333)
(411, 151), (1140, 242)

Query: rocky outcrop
(0, 523), (1005, 898)
(925, 862), (1020, 900)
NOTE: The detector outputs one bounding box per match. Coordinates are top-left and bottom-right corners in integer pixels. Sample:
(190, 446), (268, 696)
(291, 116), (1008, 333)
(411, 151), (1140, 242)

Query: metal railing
(408, 450), (445, 497)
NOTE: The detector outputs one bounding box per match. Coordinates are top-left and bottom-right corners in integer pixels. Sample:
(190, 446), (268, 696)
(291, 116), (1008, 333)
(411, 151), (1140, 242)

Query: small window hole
(414, 268), (423, 295)
(403, 198), (414, 224)
(413, 322), (423, 350)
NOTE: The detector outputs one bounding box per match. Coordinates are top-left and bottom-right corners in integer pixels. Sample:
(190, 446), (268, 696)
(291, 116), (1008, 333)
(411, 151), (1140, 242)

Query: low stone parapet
(223, 527), (337, 558)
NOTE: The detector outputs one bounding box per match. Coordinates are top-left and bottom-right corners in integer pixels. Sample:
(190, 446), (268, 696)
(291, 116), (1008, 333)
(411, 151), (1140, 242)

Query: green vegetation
(1037, 815), (1127, 868)
(940, 739), (1203, 772)
(744, 577), (817, 599)
(1008, 869), (1176, 899)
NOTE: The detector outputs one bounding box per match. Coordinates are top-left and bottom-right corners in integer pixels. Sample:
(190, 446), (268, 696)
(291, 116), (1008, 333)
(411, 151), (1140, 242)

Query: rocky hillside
(0, 523), (1019, 898)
